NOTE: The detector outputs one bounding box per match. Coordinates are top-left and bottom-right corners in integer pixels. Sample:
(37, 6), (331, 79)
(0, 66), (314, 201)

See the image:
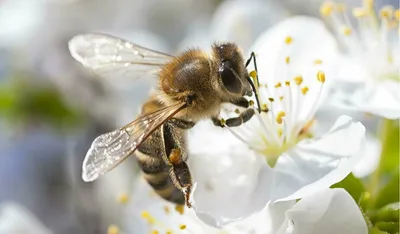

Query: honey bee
(68, 33), (260, 207)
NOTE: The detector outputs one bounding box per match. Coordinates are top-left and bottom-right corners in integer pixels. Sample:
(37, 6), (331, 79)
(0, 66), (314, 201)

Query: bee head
(212, 43), (252, 97)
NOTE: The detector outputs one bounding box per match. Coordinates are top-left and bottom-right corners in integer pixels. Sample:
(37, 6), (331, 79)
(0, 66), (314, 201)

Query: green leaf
(375, 221), (399, 234)
(369, 202), (400, 223)
(379, 120), (400, 175)
(331, 173), (365, 202)
(374, 171), (400, 209)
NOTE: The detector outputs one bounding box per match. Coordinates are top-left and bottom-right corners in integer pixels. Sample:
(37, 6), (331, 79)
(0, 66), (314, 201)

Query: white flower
(268, 188), (368, 234)
(319, 1), (400, 119)
(187, 17), (367, 227)
(0, 202), (52, 234)
(118, 179), (367, 234)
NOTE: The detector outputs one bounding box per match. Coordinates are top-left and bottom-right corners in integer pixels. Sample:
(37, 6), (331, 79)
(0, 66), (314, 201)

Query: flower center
(225, 37), (325, 167)
(320, 0), (400, 81)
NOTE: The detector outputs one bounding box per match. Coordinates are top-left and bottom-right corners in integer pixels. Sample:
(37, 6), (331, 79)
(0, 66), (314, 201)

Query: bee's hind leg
(168, 150), (193, 208)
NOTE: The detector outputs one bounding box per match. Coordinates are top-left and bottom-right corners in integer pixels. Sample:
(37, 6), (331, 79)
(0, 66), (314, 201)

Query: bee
(68, 33), (261, 207)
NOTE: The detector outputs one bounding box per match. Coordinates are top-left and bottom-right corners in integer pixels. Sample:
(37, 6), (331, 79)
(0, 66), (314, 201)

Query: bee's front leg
(212, 108), (255, 128)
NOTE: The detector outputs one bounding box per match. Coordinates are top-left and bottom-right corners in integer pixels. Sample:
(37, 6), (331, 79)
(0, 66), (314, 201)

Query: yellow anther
(279, 96), (284, 101)
(336, 3), (346, 12)
(276, 111), (286, 124)
(220, 118), (226, 126)
(163, 206), (170, 215)
(166, 230), (173, 234)
(352, 7), (367, 18)
(275, 82), (282, 88)
(249, 100), (255, 106)
(317, 71), (326, 83)
(179, 224), (187, 230)
(268, 97), (275, 102)
(141, 211), (156, 225)
(117, 193), (129, 204)
(301, 86), (309, 95)
(151, 230), (159, 234)
(285, 81), (290, 86)
(314, 59), (323, 64)
(249, 70), (257, 80)
(107, 225), (120, 234)
(175, 205), (184, 215)
(341, 25), (352, 36)
(261, 103), (269, 112)
(294, 76), (303, 85)
(395, 9), (400, 20)
(285, 36), (293, 44)
(285, 56), (290, 64)
(234, 109), (240, 114)
(379, 6), (393, 19)
(320, 1), (334, 16)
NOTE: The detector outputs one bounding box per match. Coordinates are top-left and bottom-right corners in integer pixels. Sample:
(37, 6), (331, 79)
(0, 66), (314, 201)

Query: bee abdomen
(135, 150), (185, 204)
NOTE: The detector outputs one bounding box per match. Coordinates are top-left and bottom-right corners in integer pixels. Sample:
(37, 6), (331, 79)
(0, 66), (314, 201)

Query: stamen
(285, 36), (293, 44)
(317, 71), (326, 83)
(117, 193), (129, 204)
(395, 9), (400, 20)
(180, 225), (187, 230)
(275, 82), (282, 88)
(340, 25), (352, 36)
(279, 96), (284, 101)
(249, 100), (255, 106)
(151, 231), (159, 234)
(285, 81), (291, 86)
(234, 109), (240, 114)
(285, 56), (290, 64)
(108, 225), (120, 234)
(353, 7), (367, 18)
(261, 103), (269, 112)
(268, 97), (275, 102)
(320, 1), (334, 16)
(163, 206), (170, 215)
(379, 6), (393, 19)
(141, 211), (156, 225)
(249, 70), (257, 79)
(294, 76), (303, 85)
(363, 0), (374, 12)
(301, 87), (309, 95)
(166, 230), (173, 234)
(276, 111), (286, 124)
(175, 205), (184, 215)
(314, 59), (323, 64)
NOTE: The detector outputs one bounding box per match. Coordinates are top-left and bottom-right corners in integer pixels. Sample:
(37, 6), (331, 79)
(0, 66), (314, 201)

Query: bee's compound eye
(219, 62), (242, 94)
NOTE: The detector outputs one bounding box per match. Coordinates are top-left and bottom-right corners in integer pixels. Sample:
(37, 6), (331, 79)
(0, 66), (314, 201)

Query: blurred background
(0, 0), (397, 233)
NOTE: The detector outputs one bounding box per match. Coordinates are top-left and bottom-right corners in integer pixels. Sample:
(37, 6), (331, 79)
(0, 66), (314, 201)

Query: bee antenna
(245, 51), (261, 113)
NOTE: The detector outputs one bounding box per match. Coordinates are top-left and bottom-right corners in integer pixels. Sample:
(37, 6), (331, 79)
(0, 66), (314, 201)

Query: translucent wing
(68, 33), (174, 80)
(82, 101), (187, 182)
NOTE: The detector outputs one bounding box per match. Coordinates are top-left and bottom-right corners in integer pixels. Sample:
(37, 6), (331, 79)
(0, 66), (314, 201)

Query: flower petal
(250, 16), (338, 85)
(352, 134), (381, 178)
(272, 115), (366, 201)
(0, 203), (52, 234)
(211, 0), (287, 53)
(329, 80), (400, 119)
(271, 188), (368, 234)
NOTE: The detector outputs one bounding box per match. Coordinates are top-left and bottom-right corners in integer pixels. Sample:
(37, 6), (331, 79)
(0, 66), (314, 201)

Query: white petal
(272, 115), (366, 201)
(250, 16), (338, 85)
(0, 203), (52, 234)
(352, 134), (381, 178)
(329, 80), (400, 119)
(271, 188), (367, 234)
(211, 0), (287, 53)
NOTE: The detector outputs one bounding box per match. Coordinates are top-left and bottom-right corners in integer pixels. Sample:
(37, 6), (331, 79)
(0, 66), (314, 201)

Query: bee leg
(168, 154), (193, 208)
(212, 108), (255, 128)
(231, 97), (250, 108)
(169, 118), (196, 129)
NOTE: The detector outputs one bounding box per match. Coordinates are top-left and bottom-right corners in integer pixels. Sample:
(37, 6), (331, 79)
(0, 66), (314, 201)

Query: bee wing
(82, 101), (187, 182)
(68, 33), (174, 81)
